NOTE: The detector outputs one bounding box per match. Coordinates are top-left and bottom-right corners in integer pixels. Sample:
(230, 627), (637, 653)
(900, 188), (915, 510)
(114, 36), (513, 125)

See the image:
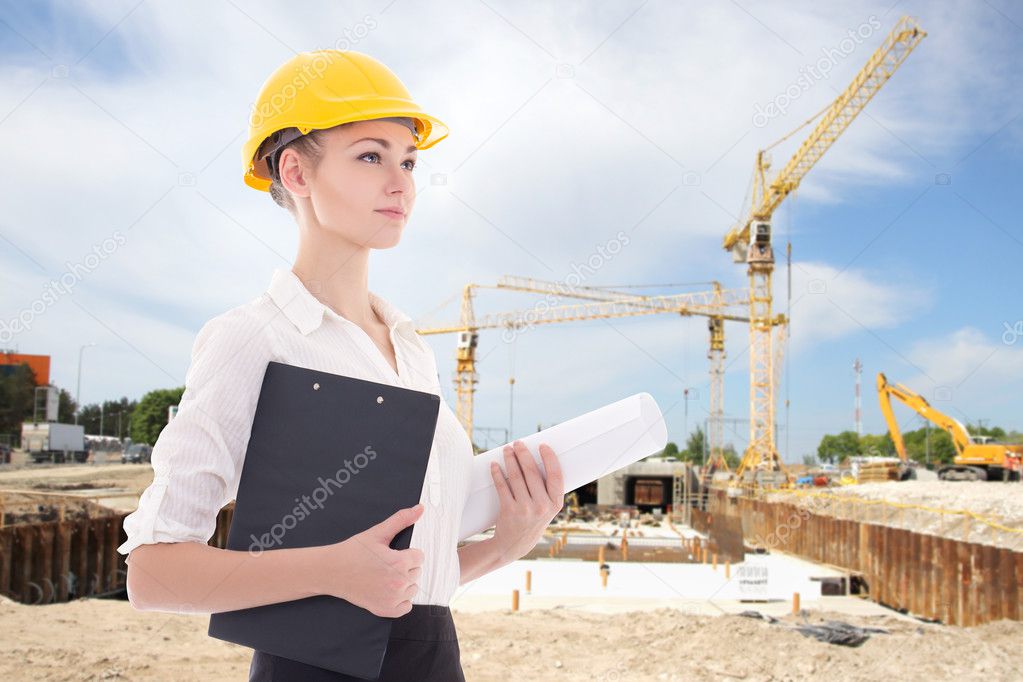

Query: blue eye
(358, 152), (416, 171)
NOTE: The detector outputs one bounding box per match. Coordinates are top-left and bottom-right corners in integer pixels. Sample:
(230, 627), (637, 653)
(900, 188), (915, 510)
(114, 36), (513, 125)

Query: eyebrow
(348, 137), (417, 153)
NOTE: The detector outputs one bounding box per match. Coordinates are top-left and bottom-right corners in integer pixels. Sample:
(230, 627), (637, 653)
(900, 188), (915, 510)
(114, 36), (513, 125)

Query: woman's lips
(375, 209), (404, 220)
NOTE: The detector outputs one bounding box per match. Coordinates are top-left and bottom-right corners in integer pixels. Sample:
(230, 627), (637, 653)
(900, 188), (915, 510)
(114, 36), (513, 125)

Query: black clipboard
(207, 361), (440, 679)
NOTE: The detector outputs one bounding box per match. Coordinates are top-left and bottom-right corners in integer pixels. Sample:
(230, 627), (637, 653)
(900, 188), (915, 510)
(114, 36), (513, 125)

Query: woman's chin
(369, 227), (404, 250)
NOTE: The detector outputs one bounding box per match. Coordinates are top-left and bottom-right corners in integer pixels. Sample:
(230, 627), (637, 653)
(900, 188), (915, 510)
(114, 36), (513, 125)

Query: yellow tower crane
(416, 281), (748, 446)
(723, 15), (927, 479)
(493, 277), (739, 468)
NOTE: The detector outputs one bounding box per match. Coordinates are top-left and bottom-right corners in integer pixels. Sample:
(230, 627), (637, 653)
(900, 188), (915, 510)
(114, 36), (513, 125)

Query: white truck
(21, 423), (88, 463)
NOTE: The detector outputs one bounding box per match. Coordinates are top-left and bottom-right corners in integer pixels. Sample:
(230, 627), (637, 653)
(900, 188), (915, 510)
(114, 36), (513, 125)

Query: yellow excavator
(877, 372), (1023, 482)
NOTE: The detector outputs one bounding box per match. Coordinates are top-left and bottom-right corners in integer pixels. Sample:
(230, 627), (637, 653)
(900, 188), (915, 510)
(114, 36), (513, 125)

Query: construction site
(2, 8), (1022, 682)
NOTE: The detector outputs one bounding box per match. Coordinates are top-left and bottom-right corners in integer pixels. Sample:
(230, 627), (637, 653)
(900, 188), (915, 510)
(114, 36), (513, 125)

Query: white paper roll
(458, 392), (668, 541)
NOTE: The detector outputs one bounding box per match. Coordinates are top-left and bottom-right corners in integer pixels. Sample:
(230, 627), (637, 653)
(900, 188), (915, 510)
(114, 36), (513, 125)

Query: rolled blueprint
(458, 392), (668, 541)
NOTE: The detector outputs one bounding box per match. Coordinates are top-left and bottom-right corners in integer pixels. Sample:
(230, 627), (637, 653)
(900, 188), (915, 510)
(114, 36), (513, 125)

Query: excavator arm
(876, 372), (972, 459)
(876, 373), (909, 461)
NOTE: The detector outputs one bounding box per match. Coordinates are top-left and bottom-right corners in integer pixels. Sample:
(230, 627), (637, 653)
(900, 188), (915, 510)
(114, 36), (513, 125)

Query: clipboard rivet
(313, 383), (320, 390)
(376, 396), (384, 404)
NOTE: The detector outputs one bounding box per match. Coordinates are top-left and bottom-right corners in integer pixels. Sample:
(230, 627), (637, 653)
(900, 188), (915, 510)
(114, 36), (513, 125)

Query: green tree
(858, 432), (894, 457)
(661, 441), (679, 459)
(898, 426), (956, 464)
(0, 363), (37, 438)
(968, 423), (1006, 441)
(131, 387), (184, 445)
(817, 430), (860, 463)
(681, 426), (706, 463)
(722, 443), (740, 469)
(77, 397), (136, 438)
(57, 388), (77, 423)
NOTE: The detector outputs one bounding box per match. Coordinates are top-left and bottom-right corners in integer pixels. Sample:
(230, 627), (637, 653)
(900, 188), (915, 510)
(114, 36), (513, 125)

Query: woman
(120, 50), (566, 681)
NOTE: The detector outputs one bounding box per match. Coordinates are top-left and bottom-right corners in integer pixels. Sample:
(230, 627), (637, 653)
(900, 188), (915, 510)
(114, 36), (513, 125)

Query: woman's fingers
(513, 440), (547, 502)
(502, 445), (528, 501)
(495, 441), (564, 512)
(490, 459), (514, 503)
(538, 443), (565, 503)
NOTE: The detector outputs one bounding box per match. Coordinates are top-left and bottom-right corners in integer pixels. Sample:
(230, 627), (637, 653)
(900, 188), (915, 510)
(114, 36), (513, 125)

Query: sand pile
(764, 481), (1023, 550)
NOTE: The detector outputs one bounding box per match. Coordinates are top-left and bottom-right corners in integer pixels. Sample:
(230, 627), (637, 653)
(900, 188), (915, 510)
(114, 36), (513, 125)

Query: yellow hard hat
(242, 50), (449, 191)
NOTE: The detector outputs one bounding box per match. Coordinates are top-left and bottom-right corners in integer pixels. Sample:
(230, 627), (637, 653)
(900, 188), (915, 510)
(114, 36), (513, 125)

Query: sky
(1, 0), (1021, 461)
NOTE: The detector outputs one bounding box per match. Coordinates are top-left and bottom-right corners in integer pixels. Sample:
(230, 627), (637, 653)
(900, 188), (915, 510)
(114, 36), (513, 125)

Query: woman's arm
(127, 541), (326, 614)
(128, 504), (426, 617)
(457, 440), (565, 585)
(456, 537), (508, 585)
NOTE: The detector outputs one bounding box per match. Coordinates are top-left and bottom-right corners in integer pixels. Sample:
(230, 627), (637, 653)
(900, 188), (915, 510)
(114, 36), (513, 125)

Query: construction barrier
(690, 508), (744, 563)
(708, 488), (1023, 626)
(0, 513), (129, 604)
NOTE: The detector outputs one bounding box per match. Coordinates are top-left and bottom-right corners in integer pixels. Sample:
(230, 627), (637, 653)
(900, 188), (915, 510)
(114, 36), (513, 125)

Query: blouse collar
(266, 267), (418, 343)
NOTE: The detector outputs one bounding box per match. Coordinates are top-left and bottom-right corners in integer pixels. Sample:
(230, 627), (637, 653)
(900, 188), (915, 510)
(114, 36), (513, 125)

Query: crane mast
(727, 16), (927, 478)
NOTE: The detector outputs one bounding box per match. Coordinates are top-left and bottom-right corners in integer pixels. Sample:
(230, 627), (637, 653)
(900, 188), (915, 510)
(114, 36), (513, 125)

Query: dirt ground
(4, 461), (1023, 680)
(0, 459), (153, 521)
(1, 595), (1021, 681)
(828, 481), (1023, 523)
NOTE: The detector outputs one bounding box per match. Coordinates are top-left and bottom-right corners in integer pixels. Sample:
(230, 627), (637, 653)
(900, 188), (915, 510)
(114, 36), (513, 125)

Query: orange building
(0, 353), (50, 385)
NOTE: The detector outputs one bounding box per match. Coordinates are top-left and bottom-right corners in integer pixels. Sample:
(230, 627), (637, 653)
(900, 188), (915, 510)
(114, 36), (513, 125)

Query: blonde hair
(266, 127), (330, 213)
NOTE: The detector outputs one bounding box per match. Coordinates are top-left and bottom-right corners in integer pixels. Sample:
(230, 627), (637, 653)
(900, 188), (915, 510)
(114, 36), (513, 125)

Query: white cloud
(907, 327), (1023, 394)
(0, 0), (1017, 458)
(778, 260), (932, 349)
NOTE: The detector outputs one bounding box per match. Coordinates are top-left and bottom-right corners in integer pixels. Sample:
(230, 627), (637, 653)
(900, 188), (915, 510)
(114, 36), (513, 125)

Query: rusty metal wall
(707, 489), (1023, 626)
(0, 513), (129, 604)
(690, 508), (744, 563)
(0, 504), (238, 605)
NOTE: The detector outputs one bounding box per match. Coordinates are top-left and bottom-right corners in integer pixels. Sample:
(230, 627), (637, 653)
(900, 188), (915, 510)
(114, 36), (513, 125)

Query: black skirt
(247, 604), (465, 681)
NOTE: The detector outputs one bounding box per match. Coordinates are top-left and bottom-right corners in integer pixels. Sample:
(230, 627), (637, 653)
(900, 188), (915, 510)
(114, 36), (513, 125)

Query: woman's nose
(387, 164), (413, 194)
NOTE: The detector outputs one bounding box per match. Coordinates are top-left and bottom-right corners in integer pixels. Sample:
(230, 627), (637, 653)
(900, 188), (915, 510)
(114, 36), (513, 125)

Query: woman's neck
(292, 232), (377, 329)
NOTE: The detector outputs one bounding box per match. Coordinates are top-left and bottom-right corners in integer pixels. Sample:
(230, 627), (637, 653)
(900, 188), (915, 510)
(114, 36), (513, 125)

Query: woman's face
(301, 119), (418, 249)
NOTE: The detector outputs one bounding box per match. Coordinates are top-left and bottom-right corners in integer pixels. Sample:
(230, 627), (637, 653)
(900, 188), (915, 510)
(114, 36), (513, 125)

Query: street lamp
(107, 410), (124, 440)
(75, 342), (96, 425)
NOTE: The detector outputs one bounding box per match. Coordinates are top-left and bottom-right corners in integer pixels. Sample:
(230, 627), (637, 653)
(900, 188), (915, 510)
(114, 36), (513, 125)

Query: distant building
(0, 353), (50, 385)
(596, 459), (693, 510)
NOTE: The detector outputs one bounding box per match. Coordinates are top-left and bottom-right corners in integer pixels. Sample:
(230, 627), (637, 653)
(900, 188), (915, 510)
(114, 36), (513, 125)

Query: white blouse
(117, 267), (475, 606)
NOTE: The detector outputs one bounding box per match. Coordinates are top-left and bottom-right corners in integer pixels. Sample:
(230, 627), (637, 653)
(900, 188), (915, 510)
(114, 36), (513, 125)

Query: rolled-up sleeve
(118, 308), (274, 558)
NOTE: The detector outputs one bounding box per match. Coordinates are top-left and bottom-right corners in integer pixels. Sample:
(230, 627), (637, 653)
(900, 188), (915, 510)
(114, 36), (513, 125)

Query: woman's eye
(359, 152), (416, 171)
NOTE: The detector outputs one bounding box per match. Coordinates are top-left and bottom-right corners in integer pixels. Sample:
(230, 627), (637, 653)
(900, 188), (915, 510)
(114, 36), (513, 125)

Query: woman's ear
(278, 148), (311, 200)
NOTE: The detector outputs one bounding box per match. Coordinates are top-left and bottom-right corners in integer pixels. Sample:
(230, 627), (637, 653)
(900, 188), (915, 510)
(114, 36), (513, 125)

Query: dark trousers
(247, 604), (465, 681)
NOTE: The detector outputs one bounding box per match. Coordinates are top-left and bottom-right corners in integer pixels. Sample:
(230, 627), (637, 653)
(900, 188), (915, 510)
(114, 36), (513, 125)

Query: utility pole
(853, 358), (863, 437)
(925, 420), (930, 467)
(683, 388), (690, 446)
(75, 342), (96, 425)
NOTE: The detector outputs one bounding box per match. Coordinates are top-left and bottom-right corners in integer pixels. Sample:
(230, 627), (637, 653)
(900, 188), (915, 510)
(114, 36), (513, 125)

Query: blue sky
(1, 0), (1021, 461)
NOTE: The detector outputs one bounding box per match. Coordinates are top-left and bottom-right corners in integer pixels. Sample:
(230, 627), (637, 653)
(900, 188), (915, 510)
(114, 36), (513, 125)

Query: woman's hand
(318, 504), (425, 618)
(489, 440), (565, 565)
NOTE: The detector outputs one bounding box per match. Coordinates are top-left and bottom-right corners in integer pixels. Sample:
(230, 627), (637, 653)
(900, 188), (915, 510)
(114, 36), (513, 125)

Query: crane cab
(747, 220), (774, 265)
